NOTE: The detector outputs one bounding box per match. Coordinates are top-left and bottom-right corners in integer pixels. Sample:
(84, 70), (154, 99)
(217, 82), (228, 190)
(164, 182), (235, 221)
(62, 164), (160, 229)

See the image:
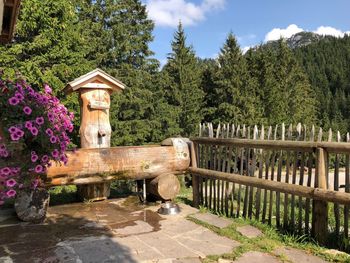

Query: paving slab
(274, 247), (327, 263)
(236, 225), (263, 238)
(175, 227), (239, 257)
(190, 212), (232, 228)
(172, 258), (202, 263)
(0, 198), (237, 262)
(233, 251), (281, 263)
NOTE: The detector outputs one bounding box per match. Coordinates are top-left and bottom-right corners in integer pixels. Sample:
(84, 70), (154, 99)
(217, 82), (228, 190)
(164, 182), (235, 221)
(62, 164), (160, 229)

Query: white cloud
(264, 24), (350, 42)
(145, 0), (226, 27)
(313, 26), (350, 37)
(241, 46), (252, 54)
(264, 24), (304, 42)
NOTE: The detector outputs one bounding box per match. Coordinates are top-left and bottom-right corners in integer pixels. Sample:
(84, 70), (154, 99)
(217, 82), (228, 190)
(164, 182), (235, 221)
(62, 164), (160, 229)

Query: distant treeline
(0, 0), (349, 146)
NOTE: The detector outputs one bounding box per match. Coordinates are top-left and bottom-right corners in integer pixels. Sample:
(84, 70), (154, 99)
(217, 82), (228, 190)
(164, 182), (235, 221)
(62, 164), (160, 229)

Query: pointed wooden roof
(63, 68), (126, 95)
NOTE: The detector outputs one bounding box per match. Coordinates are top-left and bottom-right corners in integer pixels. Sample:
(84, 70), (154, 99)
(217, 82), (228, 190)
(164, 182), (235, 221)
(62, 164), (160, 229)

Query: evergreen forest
(1, 0), (350, 146)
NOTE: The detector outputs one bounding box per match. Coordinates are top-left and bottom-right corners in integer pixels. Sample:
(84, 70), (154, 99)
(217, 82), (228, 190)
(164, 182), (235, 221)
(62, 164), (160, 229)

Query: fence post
(190, 141), (200, 208)
(312, 147), (328, 245)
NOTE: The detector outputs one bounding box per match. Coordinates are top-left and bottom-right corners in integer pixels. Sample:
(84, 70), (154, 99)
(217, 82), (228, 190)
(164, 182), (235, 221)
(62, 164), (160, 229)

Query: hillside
(293, 34), (350, 133)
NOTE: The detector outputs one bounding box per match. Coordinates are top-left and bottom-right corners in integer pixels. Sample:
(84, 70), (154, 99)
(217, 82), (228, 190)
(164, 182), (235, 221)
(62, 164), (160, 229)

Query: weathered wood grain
(46, 139), (190, 186)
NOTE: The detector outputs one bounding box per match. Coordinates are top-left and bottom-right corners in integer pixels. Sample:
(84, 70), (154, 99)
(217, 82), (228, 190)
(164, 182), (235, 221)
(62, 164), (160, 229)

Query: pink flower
(10, 133), (20, 141)
(15, 129), (24, 138)
(6, 189), (16, 197)
(0, 150), (9, 158)
(47, 112), (54, 122)
(15, 92), (24, 101)
(35, 117), (44, 125)
(30, 127), (39, 136)
(8, 97), (19, 105)
(51, 149), (59, 158)
(25, 121), (33, 129)
(23, 106), (32, 115)
(50, 136), (57, 144)
(41, 156), (49, 164)
(44, 84), (52, 94)
(8, 126), (17, 133)
(1, 167), (10, 176)
(34, 165), (43, 173)
(6, 179), (16, 188)
(0, 200), (4, 205)
(31, 154), (38, 162)
(45, 128), (53, 136)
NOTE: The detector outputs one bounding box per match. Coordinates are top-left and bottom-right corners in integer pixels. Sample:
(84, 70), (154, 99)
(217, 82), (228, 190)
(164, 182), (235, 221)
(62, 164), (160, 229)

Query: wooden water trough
(48, 69), (190, 201)
(45, 138), (191, 200)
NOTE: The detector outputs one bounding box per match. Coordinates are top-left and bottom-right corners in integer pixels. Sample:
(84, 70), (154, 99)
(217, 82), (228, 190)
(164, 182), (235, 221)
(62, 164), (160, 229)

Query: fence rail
(192, 137), (350, 154)
(190, 123), (350, 248)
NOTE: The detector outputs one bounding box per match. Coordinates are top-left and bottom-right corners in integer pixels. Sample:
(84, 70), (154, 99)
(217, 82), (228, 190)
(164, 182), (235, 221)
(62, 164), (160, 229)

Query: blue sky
(142, 0), (350, 64)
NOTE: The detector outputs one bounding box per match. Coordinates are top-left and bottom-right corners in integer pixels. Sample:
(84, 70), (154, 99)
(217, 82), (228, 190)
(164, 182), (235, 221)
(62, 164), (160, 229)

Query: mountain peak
(286, 31), (323, 48)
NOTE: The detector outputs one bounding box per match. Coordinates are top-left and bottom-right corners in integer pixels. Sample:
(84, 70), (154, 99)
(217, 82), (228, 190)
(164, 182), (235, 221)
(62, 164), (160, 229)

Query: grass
(187, 215), (350, 262)
(175, 181), (350, 262)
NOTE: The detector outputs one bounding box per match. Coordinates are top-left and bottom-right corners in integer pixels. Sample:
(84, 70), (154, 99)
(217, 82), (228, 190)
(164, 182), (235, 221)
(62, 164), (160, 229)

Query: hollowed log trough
(45, 138), (190, 200)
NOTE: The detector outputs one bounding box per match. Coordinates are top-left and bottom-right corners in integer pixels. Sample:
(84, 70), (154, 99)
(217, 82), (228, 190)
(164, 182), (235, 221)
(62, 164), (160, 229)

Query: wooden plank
(230, 124), (236, 217)
(305, 125), (315, 234)
(276, 123), (284, 227)
(209, 140), (214, 210)
(268, 125), (278, 225)
(255, 125), (265, 220)
(236, 126), (244, 217)
(283, 124), (293, 228)
(334, 132), (340, 236)
(312, 148), (328, 245)
(345, 133), (350, 238)
(262, 126), (272, 223)
(190, 167), (350, 205)
(191, 142), (200, 208)
(243, 126), (251, 218)
(190, 138), (350, 154)
(291, 150), (298, 229)
(298, 130), (306, 234)
(248, 126), (258, 219)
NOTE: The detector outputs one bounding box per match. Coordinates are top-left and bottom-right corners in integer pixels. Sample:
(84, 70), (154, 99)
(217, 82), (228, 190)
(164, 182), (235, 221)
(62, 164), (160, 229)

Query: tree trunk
(146, 173), (180, 201)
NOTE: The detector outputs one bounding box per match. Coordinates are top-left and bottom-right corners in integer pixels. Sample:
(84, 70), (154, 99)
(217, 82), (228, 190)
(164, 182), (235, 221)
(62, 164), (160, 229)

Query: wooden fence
(190, 123), (350, 248)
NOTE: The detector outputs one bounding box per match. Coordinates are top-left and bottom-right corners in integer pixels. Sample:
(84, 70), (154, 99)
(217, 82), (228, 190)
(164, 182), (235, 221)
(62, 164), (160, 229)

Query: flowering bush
(0, 74), (74, 205)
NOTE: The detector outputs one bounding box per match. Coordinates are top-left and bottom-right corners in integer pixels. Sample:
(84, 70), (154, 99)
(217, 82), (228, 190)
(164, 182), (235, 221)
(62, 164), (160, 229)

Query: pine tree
(274, 40), (317, 125)
(245, 40), (317, 126)
(212, 33), (262, 125)
(0, 0), (94, 92)
(163, 22), (204, 137)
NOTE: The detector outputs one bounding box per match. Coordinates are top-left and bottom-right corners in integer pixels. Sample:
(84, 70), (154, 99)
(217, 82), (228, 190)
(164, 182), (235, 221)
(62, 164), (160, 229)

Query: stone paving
(190, 212), (232, 229)
(236, 225), (263, 238)
(0, 197), (335, 262)
(0, 198), (238, 263)
(274, 247), (328, 263)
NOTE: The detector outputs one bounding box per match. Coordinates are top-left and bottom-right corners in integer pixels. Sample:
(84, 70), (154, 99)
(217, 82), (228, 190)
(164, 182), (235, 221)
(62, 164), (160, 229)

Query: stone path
(274, 247), (328, 263)
(190, 212), (232, 229)
(0, 197), (336, 262)
(236, 225), (263, 238)
(0, 198), (238, 263)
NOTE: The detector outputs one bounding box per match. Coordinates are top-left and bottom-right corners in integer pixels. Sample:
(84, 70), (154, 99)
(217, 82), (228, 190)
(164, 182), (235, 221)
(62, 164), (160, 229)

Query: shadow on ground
(0, 198), (160, 262)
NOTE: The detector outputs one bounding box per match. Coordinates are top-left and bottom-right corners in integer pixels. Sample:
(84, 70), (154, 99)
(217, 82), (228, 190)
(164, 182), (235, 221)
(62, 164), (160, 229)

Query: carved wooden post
(64, 68), (125, 201)
(312, 147), (328, 245)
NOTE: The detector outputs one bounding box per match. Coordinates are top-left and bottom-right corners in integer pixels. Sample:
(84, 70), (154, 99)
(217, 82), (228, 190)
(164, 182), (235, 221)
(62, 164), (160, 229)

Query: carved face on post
(79, 89), (111, 148)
